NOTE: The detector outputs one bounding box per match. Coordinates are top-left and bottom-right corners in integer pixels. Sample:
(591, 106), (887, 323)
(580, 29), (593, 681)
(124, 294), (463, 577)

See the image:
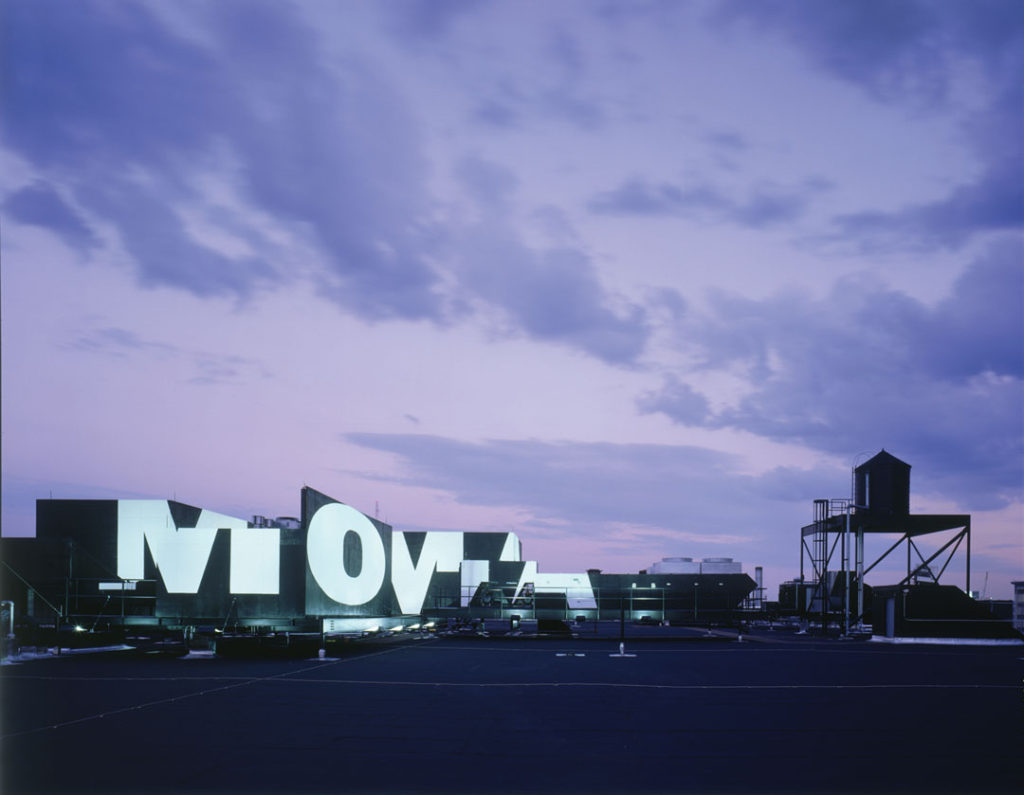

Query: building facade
(1, 486), (755, 637)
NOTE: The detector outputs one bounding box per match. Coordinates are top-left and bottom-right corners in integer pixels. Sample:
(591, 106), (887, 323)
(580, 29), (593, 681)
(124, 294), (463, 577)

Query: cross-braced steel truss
(800, 503), (971, 634)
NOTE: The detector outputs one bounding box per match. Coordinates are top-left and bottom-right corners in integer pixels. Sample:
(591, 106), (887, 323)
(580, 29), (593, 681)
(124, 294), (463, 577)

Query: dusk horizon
(2, 0), (1021, 601)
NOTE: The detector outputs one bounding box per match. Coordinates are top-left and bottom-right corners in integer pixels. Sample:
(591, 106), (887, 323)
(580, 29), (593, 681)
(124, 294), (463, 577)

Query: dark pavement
(2, 631), (1021, 794)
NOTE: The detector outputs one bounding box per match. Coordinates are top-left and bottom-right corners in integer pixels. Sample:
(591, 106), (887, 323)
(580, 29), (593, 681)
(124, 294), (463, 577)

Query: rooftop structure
(798, 450), (977, 637)
(1, 486), (756, 640)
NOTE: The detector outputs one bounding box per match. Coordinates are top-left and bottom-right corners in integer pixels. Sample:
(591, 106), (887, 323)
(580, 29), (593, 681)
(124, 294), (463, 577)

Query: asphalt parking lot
(2, 631), (1021, 794)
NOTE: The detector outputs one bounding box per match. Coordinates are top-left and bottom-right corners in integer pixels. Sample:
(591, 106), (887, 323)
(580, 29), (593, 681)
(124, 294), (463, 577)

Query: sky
(2, 0), (1022, 600)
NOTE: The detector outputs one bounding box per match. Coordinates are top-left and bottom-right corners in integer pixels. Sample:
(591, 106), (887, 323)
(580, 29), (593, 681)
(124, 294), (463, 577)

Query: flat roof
(801, 513), (971, 536)
(2, 630), (1020, 794)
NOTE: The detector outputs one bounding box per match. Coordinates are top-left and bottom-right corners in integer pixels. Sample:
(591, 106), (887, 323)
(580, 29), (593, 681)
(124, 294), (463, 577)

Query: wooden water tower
(855, 449), (910, 516)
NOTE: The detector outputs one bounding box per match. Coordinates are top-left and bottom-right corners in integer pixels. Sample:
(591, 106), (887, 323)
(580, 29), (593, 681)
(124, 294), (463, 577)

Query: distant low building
(648, 556), (743, 574)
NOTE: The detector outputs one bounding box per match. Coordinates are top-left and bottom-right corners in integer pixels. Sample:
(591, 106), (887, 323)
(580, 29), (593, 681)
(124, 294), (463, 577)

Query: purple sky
(2, 0), (1021, 599)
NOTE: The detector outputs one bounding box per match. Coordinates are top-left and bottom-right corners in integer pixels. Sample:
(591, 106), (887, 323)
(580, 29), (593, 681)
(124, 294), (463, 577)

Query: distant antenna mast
(375, 500), (379, 520)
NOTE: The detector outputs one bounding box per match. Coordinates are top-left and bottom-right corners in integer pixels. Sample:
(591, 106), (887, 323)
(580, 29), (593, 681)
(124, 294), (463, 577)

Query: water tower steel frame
(799, 452), (970, 634)
(800, 508), (971, 633)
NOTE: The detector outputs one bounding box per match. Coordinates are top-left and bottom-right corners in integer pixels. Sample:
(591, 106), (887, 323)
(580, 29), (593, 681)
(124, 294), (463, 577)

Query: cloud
(90, 181), (278, 299)
(830, 163), (1024, 250)
(589, 176), (826, 228)
(537, 87), (605, 131)
(471, 80), (605, 134)
(66, 327), (177, 359)
(65, 326), (266, 386)
(454, 156), (519, 208)
(719, 0), (1024, 250)
(705, 130), (747, 153)
(726, 0), (1024, 106)
(448, 154), (650, 365)
(2, 3), (640, 364)
(637, 375), (710, 425)
(385, 0), (483, 41)
(188, 354), (257, 386)
(456, 225), (650, 364)
(473, 97), (522, 129)
(3, 181), (98, 251)
(717, 0), (947, 106)
(589, 179), (729, 216)
(640, 240), (1024, 508)
(3, 1), (448, 319)
(344, 432), (840, 544)
(533, 26), (606, 130)
(873, 238), (1024, 379)
(460, 21), (604, 132)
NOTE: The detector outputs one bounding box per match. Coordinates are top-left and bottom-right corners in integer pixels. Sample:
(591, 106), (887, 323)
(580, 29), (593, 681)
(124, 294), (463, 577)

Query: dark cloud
(66, 326), (265, 386)
(718, 0), (947, 106)
(2, 2), (636, 362)
(547, 27), (585, 77)
(589, 179), (728, 216)
(538, 87), (606, 131)
(640, 240), (1024, 508)
(649, 286), (690, 319)
(454, 156), (519, 207)
(188, 353), (258, 387)
(732, 189), (812, 228)
(718, 0), (1024, 250)
(66, 327), (176, 358)
(473, 98), (521, 129)
(86, 181), (276, 299)
(386, 0), (483, 41)
(2, 3), (219, 167)
(3, 181), (98, 251)
(466, 28), (604, 132)
(530, 205), (581, 246)
(345, 432), (841, 545)
(471, 81), (605, 133)
(470, 80), (525, 130)
(702, 131), (748, 171)
(535, 27), (605, 130)
(871, 239), (1024, 380)
(705, 131), (747, 152)
(450, 154), (650, 365)
(637, 375), (709, 425)
(831, 164), (1024, 251)
(458, 226), (650, 364)
(3, 1), (447, 319)
(589, 177), (824, 228)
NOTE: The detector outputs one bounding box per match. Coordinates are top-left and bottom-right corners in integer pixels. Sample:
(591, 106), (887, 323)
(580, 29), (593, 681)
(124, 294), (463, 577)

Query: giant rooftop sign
(27, 487), (526, 625)
(5, 486), (755, 632)
(116, 498), (520, 611)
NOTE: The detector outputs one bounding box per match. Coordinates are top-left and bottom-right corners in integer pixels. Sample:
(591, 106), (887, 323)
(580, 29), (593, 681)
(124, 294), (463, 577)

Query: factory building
(1, 486), (756, 644)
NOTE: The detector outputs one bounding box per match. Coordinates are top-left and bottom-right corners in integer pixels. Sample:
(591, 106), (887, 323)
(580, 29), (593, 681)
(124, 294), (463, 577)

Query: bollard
(609, 640), (636, 658)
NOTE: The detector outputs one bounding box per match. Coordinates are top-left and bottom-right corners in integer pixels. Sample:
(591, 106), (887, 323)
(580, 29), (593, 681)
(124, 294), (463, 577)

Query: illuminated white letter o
(307, 503), (386, 606)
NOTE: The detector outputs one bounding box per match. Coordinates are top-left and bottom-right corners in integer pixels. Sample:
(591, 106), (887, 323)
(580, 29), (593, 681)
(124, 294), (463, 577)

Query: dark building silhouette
(854, 449), (911, 517)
